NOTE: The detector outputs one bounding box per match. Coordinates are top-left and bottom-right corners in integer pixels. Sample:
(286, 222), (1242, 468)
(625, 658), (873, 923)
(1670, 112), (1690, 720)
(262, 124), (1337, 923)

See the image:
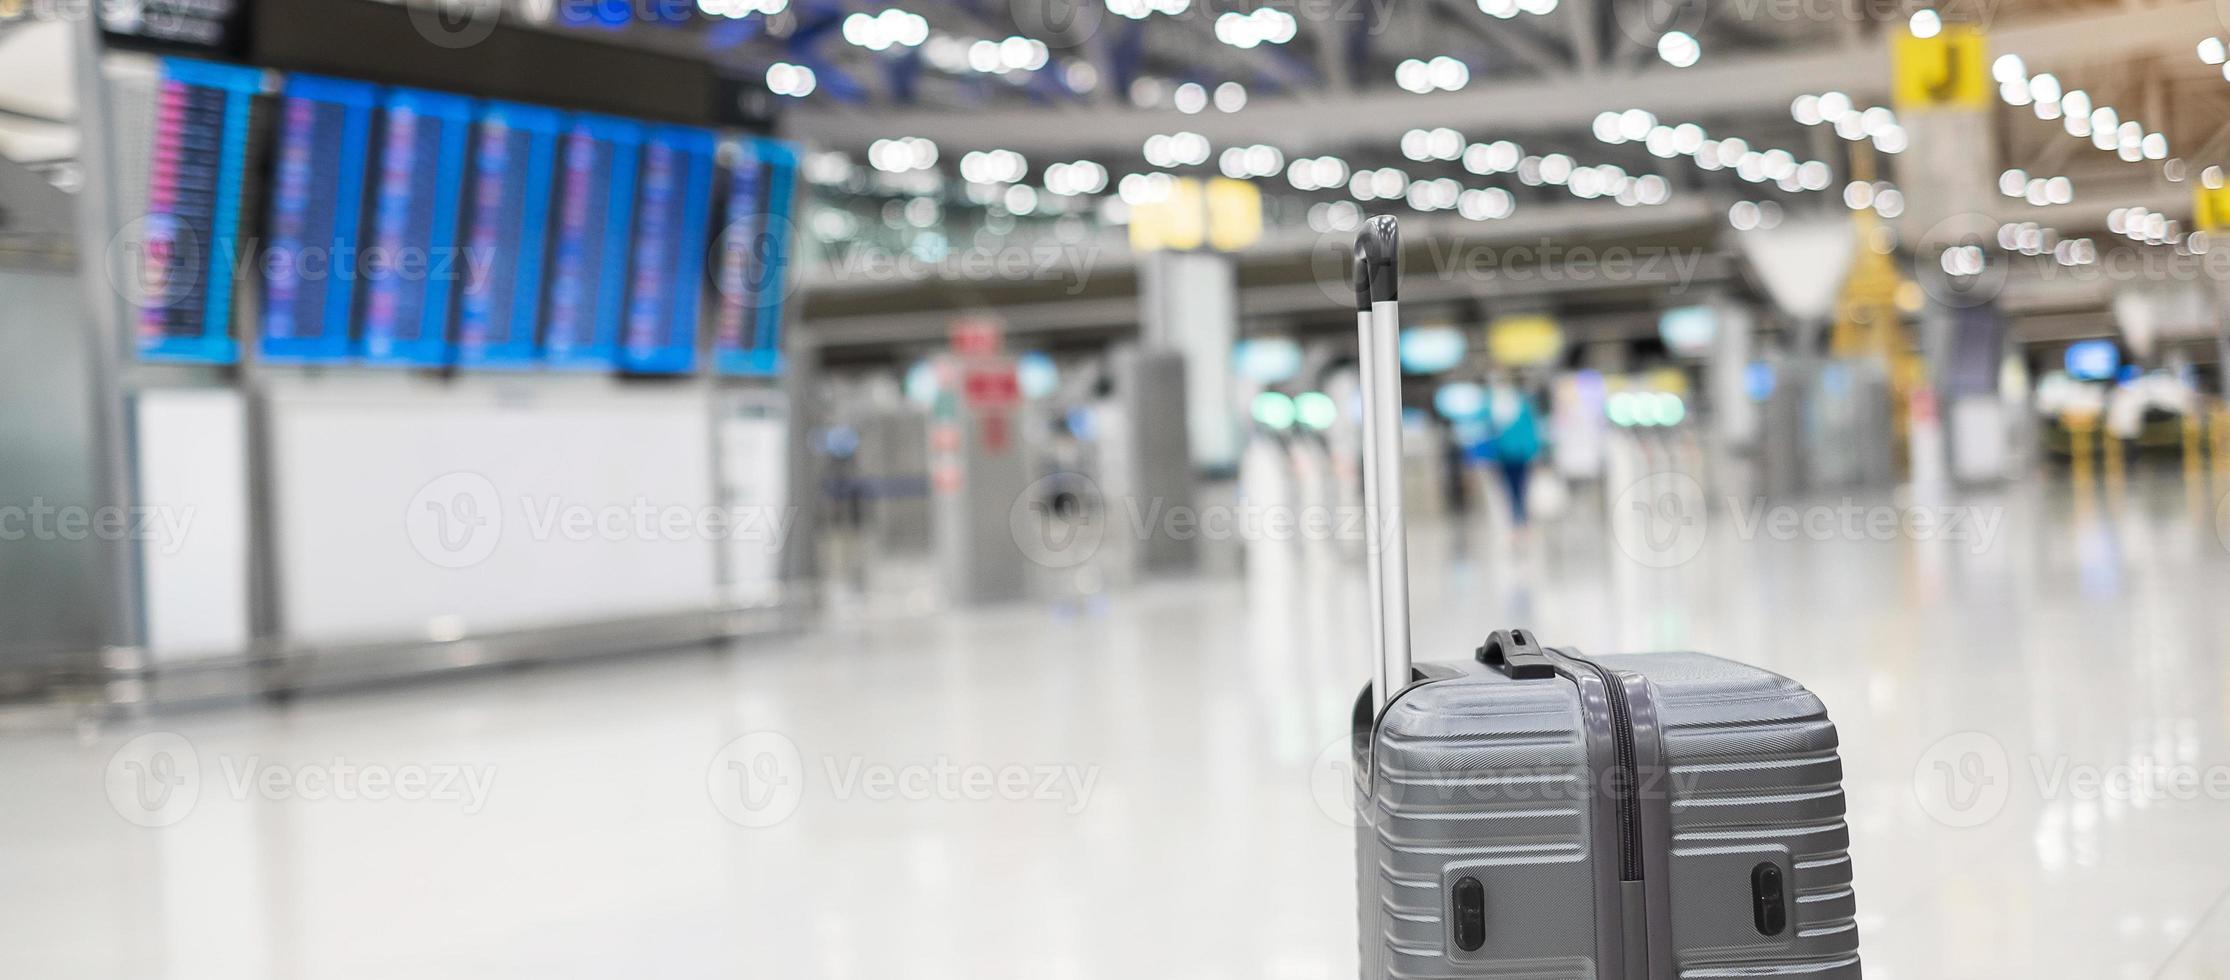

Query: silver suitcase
(1347, 216), (1862, 980)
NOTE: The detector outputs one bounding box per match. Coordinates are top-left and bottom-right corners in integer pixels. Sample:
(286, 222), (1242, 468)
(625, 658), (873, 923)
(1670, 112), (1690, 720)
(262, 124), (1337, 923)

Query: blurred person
(1473, 372), (1545, 525)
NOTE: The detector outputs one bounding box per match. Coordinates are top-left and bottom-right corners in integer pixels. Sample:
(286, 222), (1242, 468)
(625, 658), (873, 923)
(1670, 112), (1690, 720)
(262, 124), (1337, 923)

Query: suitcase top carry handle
(1478, 629), (1559, 680)
(1356, 216), (1411, 716)
(1354, 214), (1400, 309)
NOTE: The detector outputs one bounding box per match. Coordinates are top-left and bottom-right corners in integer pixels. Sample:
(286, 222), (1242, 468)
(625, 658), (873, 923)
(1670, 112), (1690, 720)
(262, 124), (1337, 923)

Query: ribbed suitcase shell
(1354, 652), (1861, 980)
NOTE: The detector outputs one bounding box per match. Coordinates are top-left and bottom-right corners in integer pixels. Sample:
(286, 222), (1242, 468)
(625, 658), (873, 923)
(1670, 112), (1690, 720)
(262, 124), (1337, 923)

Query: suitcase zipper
(1560, 654), (1642, 882)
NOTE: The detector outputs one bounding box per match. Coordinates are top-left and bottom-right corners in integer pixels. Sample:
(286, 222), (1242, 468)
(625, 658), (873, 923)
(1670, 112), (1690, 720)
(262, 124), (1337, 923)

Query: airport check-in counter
(0, 23), (812, 703)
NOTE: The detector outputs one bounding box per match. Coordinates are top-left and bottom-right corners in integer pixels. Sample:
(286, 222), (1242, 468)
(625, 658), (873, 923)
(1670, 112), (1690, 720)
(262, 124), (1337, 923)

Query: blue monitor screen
(455, 102), (560, 368)
(137, 58), (262, 364)
(619, 126), (714, 375)
(712, 137), (797, 376)
(542, 116), (641, 369)
(359, 88), (472, 366)
(260, 75), (374, 362)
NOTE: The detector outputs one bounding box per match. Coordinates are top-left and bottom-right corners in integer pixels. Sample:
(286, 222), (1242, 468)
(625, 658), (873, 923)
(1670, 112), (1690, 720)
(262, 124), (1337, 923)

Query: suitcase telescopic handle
(1478, 629), (1559, 680)
(1355, 216), (1412, 716)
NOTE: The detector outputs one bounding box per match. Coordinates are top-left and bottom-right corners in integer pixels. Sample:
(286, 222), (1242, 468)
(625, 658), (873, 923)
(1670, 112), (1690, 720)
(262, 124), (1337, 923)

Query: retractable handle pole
(1356, 216), (1411, 715)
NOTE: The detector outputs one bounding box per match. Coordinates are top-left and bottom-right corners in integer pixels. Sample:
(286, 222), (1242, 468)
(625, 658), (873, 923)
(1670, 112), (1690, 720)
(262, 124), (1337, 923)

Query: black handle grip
(1478, 628), (1558, 679)
(1352, 214), (1400, 311)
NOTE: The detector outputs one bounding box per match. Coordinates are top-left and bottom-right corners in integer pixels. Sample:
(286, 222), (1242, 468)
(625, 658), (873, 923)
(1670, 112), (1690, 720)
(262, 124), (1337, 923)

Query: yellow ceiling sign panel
(1892, 24), (1989, 110)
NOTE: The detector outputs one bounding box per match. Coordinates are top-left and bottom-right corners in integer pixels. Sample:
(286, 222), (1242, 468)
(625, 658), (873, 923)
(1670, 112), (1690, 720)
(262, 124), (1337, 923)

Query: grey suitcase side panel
(1357, 670), (1605, 980)
(1358, 654), (1862, 980)
(1598, 653), (1863, 979)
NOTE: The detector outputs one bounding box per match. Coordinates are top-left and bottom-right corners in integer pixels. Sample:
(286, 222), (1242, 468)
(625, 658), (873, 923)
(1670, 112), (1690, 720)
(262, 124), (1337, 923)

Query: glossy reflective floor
(5, 464), (2230, 979)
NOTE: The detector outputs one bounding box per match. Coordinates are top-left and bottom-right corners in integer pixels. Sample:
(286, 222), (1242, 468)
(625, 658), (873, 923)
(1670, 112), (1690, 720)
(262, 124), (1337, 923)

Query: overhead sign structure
(2194, 180), (2230, 233)
(1486, 314), (1564, 367)
(1892, 23), (1990, 110)
(1130, 178), (1262, 253)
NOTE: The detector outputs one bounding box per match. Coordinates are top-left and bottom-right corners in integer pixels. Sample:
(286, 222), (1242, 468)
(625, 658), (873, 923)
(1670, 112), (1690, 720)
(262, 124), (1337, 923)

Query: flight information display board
(542, 115), (642, 369)
(455, 101), (562, 369)
(359, 87), (473, 366)
(711, 137), (797, 377)
(259, 74), (375, 362)
(618, 125), (715, 375)
(137, 58), (264, 364)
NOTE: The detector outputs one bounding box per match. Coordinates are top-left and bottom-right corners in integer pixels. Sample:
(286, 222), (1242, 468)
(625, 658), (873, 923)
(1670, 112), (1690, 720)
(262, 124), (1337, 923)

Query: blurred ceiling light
(1816, 91), (1852, 121)
(1993, 54), (2026, 83)
(2029, 73), (2062, 105)
(1908, 9), (1941, 39)
(1043, 160), (1110, 195)
(1117, 171), (1174, 204)
(2200, 37), (2226, 65)
(1428, 56), (1471, 91)
(841, 9), (928, 51)
(1791, 94), (1823, 125)
(1396, 59), (1433, 94)
(803, 151), (855, 185)
(1214, 82), (1247, 112)
(699, 0), (788, 19)
(1174, 82), (1207, 114)
(960, 148), (1028, 183)
(1657, 31), (1700, 69)
(1457, 187), (1516, 220)
(766, 62), (817, 97)
(1479, 0), (1557, 17)
(867, 137), (938, 173)
(1066, 62), (1099, 92)
(1214, 8), (1297, 48)
(1106, 0), (1189, 18)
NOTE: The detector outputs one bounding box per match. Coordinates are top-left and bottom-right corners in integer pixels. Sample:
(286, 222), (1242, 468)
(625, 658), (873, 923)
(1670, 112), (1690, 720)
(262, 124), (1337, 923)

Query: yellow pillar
(2066, 410), (2096, 486)
(2213, 405), (2230, 487)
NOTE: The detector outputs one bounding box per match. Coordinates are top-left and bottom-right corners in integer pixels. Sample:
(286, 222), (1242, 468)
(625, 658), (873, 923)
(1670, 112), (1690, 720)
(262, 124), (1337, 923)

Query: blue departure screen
(455, 102), (560, 368)
(260, 75), (374, 361)
(542, 115), (641, 369)
(138, 58), (262, 364)
(712, 137), (797, 376)
(618, 126), (714, 375)
(360, 88), (472, 365)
